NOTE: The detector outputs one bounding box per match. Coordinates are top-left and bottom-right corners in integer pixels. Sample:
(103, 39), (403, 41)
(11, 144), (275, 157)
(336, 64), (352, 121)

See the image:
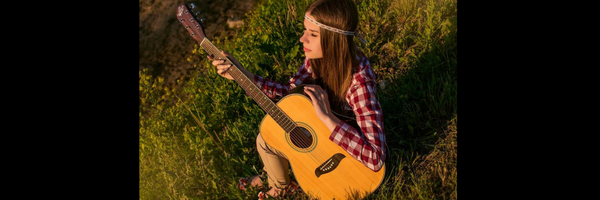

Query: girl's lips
(303, 47), (311, 52)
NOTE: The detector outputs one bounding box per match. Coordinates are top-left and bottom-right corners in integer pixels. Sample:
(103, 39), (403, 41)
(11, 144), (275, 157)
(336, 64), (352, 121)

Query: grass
(139, 0), (457, 199)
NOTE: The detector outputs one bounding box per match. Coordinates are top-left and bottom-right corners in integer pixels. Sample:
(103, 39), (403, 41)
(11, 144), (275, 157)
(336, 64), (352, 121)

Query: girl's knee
(256, 133), (265, 150)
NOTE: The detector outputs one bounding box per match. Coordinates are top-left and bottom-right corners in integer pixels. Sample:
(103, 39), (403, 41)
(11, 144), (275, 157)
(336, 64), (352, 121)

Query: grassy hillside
(139, 0), (457, 199)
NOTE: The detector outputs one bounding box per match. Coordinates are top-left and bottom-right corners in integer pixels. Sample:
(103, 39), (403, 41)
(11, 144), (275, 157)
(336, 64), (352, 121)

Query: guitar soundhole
(289, 127), (313, 149)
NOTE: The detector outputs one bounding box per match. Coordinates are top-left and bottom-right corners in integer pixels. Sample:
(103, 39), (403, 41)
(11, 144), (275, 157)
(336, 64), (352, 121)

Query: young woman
(208, 0), (386, 198)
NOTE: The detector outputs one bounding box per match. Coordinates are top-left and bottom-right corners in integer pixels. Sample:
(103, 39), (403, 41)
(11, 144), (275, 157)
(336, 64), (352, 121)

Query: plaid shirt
(252, 55), (386, 172)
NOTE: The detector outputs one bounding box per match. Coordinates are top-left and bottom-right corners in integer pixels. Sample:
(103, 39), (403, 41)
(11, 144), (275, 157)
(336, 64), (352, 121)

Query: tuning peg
(190, 3), (195, 9)
(200, 18), (206, 23)
(196, 11), (200, 16)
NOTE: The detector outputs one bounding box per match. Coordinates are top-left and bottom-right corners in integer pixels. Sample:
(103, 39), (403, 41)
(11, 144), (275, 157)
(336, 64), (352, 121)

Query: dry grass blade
(177, 96), (225, 152)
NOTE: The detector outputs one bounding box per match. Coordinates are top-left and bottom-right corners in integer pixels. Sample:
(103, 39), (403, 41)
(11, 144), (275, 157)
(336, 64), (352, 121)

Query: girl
(208, 0), (386, 198)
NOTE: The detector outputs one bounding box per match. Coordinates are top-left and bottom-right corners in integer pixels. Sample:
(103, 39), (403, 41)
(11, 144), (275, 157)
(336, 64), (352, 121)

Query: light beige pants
(256, 133), (291, 189)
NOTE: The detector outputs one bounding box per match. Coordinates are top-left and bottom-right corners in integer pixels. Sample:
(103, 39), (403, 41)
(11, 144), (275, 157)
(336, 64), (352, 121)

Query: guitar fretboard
(200, 38), (297, 133)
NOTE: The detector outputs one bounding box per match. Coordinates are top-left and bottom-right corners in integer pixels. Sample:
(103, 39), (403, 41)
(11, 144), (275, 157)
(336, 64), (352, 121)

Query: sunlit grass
(139, 0), (457, 199)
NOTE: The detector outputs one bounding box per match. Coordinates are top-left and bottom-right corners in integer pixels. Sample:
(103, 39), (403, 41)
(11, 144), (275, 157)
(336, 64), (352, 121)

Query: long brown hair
(306, 0), (360, 112)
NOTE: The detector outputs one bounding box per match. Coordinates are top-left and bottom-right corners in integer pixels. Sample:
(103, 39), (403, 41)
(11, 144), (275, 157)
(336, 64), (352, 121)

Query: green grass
(139, 0), (457, 199)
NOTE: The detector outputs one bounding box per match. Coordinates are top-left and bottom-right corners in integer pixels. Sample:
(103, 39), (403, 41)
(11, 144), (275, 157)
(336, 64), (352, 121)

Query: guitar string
(202, 45), (328, 162)
(290, 128), (340, 181)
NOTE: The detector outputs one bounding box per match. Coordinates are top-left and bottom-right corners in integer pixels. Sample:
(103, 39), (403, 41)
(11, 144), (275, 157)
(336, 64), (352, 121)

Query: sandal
(257, 180), (302, 199)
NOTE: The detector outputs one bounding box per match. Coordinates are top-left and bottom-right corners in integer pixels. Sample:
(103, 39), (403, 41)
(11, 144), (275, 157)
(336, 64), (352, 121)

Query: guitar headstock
(177, 3), (207, 44)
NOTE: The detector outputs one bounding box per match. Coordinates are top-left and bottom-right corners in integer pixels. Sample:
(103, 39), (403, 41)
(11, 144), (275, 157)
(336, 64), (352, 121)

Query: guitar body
(259, 93), (385, 200)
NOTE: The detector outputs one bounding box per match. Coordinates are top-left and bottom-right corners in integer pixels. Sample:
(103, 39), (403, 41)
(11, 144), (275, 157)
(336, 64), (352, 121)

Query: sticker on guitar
(178, 6), (184, 16)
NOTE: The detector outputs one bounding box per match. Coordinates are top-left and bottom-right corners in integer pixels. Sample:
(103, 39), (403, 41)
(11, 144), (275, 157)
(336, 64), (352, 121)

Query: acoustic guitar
(176, 3), (385, 199)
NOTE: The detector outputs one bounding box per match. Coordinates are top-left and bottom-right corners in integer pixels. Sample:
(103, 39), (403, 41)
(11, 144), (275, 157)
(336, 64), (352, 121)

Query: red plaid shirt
(252, 55), (386, 172)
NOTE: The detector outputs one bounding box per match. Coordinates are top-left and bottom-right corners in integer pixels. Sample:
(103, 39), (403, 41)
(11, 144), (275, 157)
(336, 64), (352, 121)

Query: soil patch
(139, 0), (257, 88)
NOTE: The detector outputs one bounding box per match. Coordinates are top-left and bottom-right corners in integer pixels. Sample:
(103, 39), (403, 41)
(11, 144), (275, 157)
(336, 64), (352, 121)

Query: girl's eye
(303, 28), (317, 37)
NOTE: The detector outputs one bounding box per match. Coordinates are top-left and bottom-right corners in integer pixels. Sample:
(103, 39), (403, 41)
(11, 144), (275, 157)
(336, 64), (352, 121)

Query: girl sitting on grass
(208, 0), (386, 198)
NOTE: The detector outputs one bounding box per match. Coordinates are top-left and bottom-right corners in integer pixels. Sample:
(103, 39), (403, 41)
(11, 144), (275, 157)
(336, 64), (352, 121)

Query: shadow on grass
(373, 30), (457, 197)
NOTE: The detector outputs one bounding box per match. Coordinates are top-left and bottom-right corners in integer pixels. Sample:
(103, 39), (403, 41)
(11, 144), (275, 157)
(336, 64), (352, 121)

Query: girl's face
(300, 13), (323, 59)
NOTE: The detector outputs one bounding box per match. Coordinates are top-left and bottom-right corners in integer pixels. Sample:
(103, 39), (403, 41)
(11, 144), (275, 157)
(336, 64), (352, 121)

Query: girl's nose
(299, 32), (308, 43)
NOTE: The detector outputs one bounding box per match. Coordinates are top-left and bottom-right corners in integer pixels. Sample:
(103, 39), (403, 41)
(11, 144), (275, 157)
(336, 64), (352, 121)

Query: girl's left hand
(304, 85), (339, 130)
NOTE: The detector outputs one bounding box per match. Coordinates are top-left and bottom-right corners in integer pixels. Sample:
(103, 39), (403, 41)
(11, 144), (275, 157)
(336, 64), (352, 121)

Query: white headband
(304, 15), (368, 44)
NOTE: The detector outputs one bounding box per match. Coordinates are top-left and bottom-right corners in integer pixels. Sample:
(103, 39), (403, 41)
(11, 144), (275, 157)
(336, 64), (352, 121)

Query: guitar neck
(199, 38), (296, 132)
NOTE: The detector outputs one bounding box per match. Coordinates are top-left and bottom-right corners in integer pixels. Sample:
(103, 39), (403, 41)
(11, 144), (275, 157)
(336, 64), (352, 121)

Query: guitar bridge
(315, 153), (346, 178)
